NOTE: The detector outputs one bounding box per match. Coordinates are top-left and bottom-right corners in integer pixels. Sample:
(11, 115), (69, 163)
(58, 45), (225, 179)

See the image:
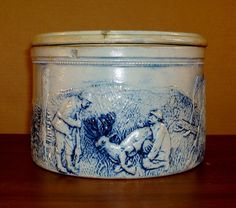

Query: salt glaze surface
(31, 32), (206, 178)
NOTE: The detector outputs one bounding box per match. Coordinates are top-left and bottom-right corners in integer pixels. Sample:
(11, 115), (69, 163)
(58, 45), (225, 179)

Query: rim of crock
(32, 30), (207, 47)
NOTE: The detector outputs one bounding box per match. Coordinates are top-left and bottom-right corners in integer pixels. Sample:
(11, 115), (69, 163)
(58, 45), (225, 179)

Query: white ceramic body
(31, 44), (205, 178)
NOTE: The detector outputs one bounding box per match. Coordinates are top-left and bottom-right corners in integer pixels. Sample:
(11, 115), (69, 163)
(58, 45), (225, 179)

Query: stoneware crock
(31, 31), (207, 178)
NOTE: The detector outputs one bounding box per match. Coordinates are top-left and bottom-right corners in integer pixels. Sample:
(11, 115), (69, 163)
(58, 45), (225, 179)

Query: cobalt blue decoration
(31, 31), (206, 178)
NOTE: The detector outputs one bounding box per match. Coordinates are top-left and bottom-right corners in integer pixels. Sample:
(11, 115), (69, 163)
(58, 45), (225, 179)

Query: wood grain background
(0, 0), (235, 134)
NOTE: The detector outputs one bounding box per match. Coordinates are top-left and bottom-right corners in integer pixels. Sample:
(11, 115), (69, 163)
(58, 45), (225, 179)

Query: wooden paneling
(0, 0), (236, 134)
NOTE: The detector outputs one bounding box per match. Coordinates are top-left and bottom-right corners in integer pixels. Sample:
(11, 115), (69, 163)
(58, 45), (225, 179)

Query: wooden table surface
(0, 135), (235, 208)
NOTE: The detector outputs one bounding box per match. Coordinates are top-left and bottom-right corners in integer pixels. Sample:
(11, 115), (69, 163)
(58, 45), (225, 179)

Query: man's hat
(149, 109), (163, 119)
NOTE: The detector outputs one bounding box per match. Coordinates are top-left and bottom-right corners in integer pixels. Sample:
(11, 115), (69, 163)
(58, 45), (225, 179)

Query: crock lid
(32, 30), (207, 47)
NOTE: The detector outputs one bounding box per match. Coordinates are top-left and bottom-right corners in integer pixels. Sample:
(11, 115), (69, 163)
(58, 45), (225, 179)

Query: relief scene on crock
(31, 76), (205, 178)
